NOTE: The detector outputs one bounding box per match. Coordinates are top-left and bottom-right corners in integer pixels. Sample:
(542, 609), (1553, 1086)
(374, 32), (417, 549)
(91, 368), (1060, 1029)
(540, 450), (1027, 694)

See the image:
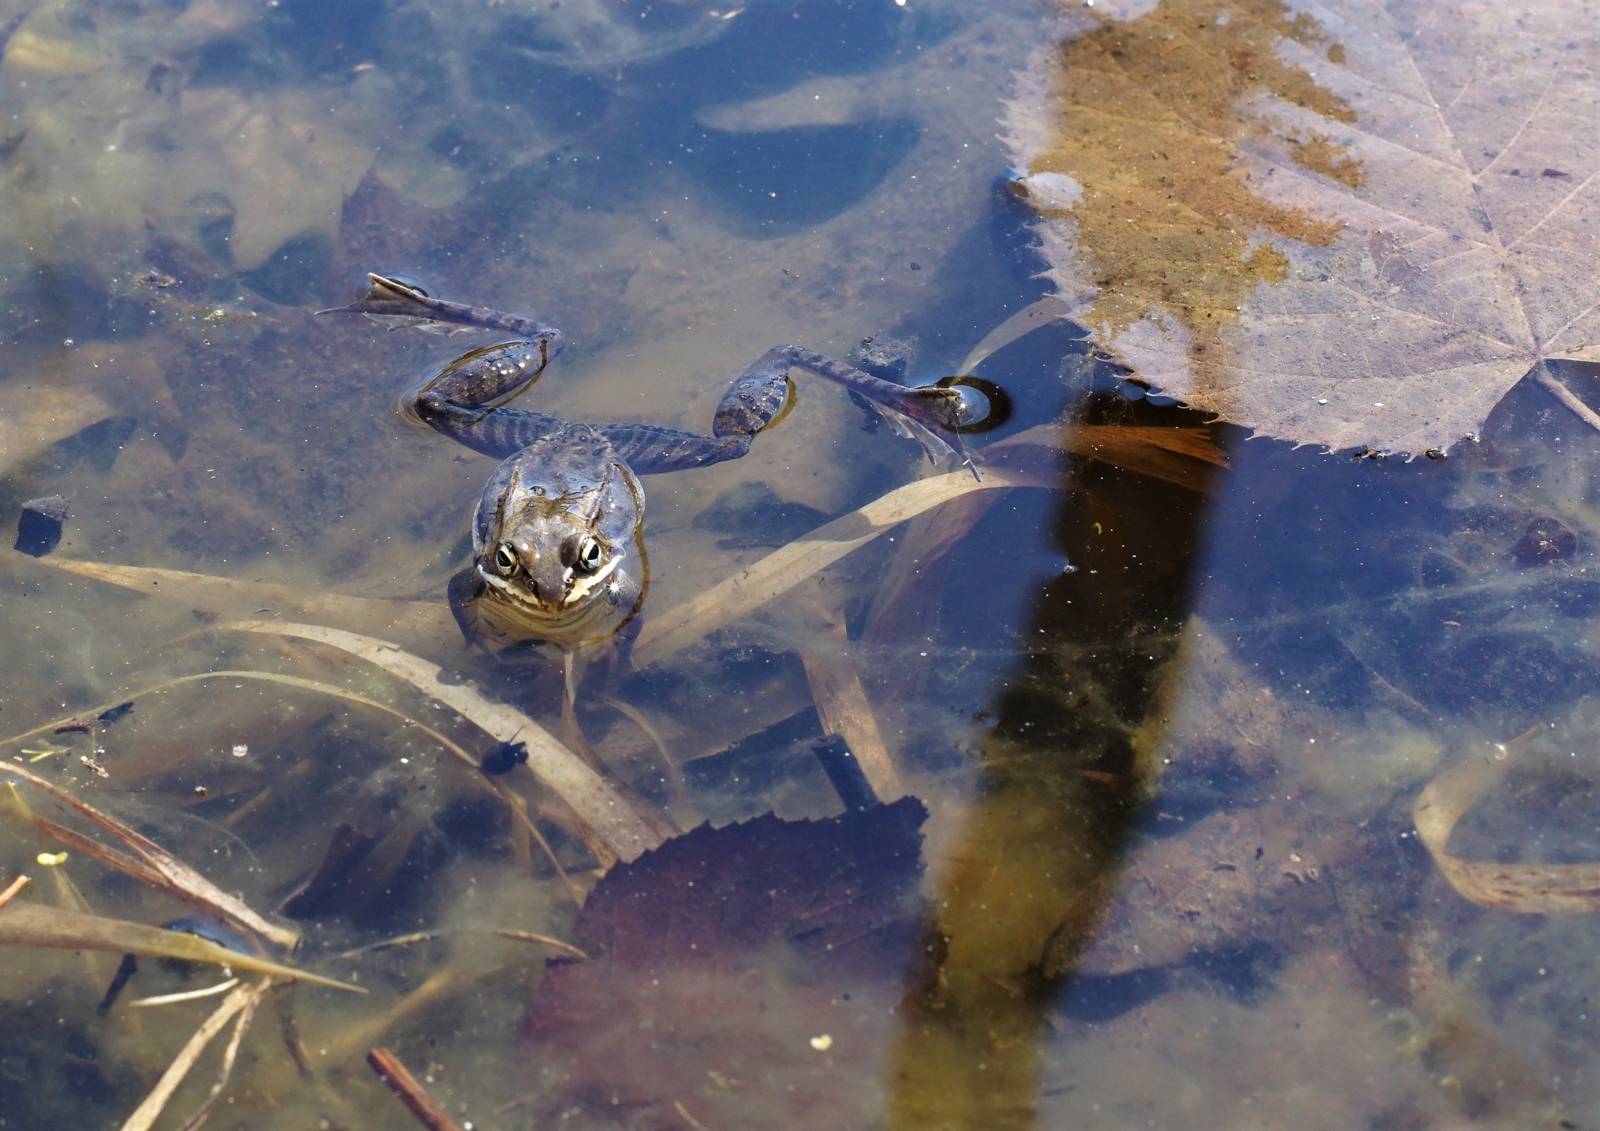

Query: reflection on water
(2, 1), (1599, 1128)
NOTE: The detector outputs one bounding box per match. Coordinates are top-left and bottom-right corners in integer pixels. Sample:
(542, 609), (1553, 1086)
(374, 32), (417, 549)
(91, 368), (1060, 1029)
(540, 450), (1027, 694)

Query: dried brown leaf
(1008, 0), (1600, 453)
(0, 385), (114, 471)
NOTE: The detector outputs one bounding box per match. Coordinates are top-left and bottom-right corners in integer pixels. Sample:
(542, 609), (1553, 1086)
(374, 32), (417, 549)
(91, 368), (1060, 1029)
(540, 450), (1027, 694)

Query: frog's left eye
(492, 542), (519, 576)
(574, 535), (604, 574)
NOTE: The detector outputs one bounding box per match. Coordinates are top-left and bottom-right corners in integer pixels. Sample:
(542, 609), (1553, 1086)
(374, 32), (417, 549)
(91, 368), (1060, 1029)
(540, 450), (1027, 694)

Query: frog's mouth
(479, 554), (624, 622)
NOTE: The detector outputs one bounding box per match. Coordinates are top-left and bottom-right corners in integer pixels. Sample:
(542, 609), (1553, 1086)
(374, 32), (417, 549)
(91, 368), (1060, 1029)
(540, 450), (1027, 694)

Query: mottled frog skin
(324, 274), (979, 654)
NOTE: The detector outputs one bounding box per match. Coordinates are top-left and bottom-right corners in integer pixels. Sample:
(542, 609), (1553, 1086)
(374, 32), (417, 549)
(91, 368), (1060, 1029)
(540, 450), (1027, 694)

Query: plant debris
(524, 798), (930, 1127)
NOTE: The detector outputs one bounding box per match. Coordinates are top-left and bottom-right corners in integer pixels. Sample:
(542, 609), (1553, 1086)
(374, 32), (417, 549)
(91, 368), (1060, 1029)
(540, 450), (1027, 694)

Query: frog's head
(472, 457), (643, 624)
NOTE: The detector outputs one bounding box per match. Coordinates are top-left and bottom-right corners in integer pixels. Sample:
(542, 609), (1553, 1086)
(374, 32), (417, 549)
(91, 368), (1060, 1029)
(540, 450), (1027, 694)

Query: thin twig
(674, 1099), (714, 1131)
(367, 1047), (467, 1131)
(275, 992), (315, 1079)
(0, 874), (29, 909)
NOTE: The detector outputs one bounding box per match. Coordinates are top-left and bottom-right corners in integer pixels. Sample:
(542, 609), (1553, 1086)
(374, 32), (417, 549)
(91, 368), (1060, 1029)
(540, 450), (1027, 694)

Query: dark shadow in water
(880, 377), (1233, 1125)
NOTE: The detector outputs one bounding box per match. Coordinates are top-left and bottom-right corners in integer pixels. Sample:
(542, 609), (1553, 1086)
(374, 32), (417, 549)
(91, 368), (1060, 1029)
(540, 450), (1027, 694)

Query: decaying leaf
(523, 798), (929, 1128)
(1007, 0), (1600, 453)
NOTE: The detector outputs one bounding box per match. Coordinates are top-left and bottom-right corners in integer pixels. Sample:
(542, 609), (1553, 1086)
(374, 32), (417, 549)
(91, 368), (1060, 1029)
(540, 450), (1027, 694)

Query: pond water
(2, 1), (1597, 1129)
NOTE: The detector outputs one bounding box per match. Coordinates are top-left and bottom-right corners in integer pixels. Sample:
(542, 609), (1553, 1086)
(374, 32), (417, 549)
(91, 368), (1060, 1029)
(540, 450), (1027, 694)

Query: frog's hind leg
(607, 346), (980, 477)
(406, 342), (570, 459)
(321, 273), (566, 347)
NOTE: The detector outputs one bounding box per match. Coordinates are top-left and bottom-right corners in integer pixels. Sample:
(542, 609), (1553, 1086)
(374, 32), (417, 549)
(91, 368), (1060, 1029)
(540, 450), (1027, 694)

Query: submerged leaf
(1008, 0), (1600, 453)
(523, 798), (929, 1127)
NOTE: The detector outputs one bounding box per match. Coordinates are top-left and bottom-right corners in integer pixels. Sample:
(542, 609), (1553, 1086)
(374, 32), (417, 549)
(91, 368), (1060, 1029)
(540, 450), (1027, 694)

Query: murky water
(2, 1), (1598, 1129)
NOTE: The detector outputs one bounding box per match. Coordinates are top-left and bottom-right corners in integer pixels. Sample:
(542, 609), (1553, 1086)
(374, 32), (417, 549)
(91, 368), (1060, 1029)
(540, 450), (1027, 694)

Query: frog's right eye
(493, 543), (519, 576)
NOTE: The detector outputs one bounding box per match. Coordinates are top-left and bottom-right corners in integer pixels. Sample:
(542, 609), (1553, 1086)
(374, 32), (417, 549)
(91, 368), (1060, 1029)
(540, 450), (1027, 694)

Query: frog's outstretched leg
(322, 275), (574, 459)
(319, 273), (566, 348)
(600, 346), (984, 479)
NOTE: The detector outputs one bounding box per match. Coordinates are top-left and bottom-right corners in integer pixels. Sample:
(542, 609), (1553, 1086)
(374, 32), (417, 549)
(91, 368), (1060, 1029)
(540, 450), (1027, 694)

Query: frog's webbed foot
(718, 346), (990, 480)
(318, 273), (566, 349)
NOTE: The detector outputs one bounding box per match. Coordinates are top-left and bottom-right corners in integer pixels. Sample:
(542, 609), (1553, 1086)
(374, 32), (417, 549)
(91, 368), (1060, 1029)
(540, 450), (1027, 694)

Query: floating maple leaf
(1007, 0), (1600, 454)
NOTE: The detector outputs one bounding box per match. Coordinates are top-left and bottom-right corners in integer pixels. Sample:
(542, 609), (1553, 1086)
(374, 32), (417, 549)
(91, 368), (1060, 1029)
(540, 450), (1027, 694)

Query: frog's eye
(492, 542), (519, 577)
(574, 535), (604, 574)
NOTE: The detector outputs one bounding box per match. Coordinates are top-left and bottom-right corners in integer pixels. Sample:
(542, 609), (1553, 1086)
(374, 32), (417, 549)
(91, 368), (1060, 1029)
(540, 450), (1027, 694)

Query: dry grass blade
(119, 981), (262, 1131)
(1414, 749), (1600, 914)
(491, 928), (589, 960)
(21, 556), (452, 645)
(797, 603), (902, 800)
(0, 669), (581, 903)
(0, 761), (297, 947)
(0, 901), (358, 988)
(633, 465), (1052, 668)
(226, 620), (664, 864)
(0, 761), (298, 950)
(957, 295), (1077, 374)
(177, 985), (262, 1131)
(632, 423), (1222, 669)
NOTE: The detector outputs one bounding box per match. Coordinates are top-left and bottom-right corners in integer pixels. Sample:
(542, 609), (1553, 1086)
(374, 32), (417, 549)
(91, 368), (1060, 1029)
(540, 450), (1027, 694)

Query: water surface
(1, 2), (1596, 1129)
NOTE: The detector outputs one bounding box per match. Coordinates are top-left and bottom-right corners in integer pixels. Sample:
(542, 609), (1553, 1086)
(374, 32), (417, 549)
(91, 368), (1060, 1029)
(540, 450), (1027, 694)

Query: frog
(322, 273), (987, 657)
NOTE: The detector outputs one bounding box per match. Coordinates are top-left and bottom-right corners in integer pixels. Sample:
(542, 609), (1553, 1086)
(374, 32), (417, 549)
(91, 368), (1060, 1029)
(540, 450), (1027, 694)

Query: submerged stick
(176, 986), (261, 1131)
(367, 1047), (467, 1131)
(0, 874), (28, 909)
